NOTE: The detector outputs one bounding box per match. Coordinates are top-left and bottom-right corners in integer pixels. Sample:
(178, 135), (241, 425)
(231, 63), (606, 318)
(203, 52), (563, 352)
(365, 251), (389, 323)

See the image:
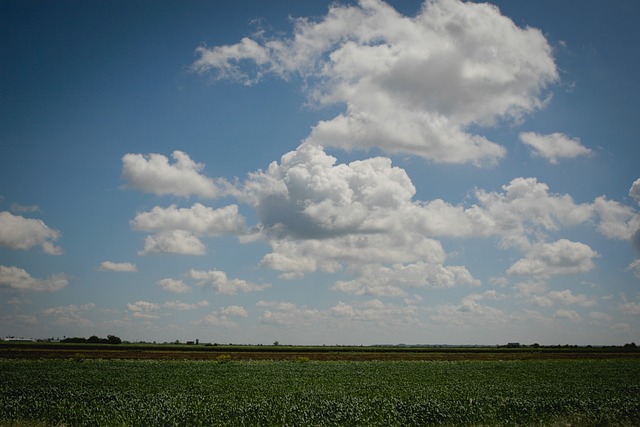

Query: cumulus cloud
(99, 261), (137, 272)
(507, 239), (598, 277)
(42, 303), (95, 327)
(631, 179), (640, 204)
(189, 269), (270, 294)
(138, 230), (206, 255)
(258, 302), (322, 327)
(0, 265), (68, 292)
(618, 294), (640, 315)
(157, 278), (191, 294)
(413, 177), (595, 250)
(193, 0), (557, 166)
(197, 305), (248, 327)
(519, 132), (592, 164)
(0, 211), (62, 255)
(431, 295), (506, 327)
(554, 309), (581, 322)
(628, 259), (640, 279)
(591, 197), (640, 241)
(127, 299), (210, 320)
(132, 203), (245, 236)
(126, 301), (161, 319)
(122, 151), (228, 198)
(332, 261), (479, 297)
(232, 142), (638, 282)
(163, 300), (209, 310)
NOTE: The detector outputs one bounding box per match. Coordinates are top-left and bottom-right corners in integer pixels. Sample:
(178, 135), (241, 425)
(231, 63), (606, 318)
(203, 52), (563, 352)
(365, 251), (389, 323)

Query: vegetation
(1, 358), (639, 426)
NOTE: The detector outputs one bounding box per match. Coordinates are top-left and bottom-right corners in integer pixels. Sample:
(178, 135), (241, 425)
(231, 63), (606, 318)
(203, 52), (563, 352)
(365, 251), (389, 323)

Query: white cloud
(0, 265), (68, 292)
(554, 309), (581, 322)
(197, 305), (248, 327)
(618, 294), (640, 315)
(164, 300), (209, 311)
(332, 261), (479, 297)
(592, 197), (640, 240)
(10, 204), (40, 213)
(0, 211), (62, 255)
(507, 239), (598, 277)
(546, 289), (596, 307)
(630, 179), (640, 204)
(132, 203), (245, 235)
(122, 151), (227, 198)
(220, 305), (248, 317)
(138, 230), (206, 255)
(99, 261), (137, 272)
(42, 303), (95, 327)
(519, 132), (592, 164)
(193, 0), (557, 166)
(414, 177), (594, 250)
(189, 269), (270, 295)
(127, 301), (161, 319)
(590, 311), (612, 323)
(157, 278), (191, 294)
(431, 296), (506, 327)
(628, 259), (640, 279)
(329, 299), (419, 327)
(258, 302), (322, 327)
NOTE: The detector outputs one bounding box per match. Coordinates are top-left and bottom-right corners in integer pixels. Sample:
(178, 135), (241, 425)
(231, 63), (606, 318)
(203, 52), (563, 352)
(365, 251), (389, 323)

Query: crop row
(1, 359), (639, 426)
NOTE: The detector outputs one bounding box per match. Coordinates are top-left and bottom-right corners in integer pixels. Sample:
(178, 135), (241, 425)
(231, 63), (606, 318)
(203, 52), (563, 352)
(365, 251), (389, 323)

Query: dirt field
(2, 342), (638, 361)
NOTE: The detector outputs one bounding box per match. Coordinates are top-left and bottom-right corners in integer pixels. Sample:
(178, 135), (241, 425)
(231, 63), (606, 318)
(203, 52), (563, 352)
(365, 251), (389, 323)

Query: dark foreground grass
(1, 358), (639, 426)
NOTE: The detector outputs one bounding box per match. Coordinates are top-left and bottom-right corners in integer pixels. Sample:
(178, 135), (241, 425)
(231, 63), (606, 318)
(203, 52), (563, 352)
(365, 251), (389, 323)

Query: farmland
(1, 353), (639, 426)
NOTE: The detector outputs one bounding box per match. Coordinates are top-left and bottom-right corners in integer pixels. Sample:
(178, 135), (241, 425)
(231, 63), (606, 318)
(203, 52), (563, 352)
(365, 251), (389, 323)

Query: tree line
(61, 335), (122, 344)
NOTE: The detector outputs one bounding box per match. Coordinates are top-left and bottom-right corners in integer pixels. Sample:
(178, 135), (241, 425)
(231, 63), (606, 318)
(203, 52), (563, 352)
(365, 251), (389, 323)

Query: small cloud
(157, 278), (191, 294)
(589, 311), (612, 323)
(0, 265), (68, 292)
(99, 261), (137, 273)
(628, 259), (640, 279)
(519, 132), (592, 164)
(164, 300), (209, 311)
(0, 211), (62, 255)
(10, 203), (40, 213)
(190, 269), (269, 295)
(554, 309), (581, 322)
(630, 178), (640, 204)
(121, 151), (229, 198)
(138, 230), (206, 255)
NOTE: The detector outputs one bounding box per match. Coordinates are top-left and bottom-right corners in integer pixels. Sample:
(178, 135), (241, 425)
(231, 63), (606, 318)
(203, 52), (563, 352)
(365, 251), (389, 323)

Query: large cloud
(519, 132), (592, 164)
(0, 211), (62, 255)
(193, 0), (557, 165)
(122, 151), (228, 198)
(411, 177), (638, 249)
(234, 143), (639, 282)
(0, 265), (68, 292)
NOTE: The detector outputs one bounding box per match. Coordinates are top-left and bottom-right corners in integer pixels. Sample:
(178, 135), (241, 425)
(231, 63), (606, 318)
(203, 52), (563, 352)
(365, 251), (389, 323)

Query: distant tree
(107, 335), (122, 345)
(62, 337), (87, 343)
(87, 335), (101, 344)
(273, 341), (280, 346)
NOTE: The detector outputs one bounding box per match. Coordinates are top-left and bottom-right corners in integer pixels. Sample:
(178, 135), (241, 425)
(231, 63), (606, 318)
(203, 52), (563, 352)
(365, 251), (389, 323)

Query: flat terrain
(1, 357), (639, 426)
(1, 341), (639, 361)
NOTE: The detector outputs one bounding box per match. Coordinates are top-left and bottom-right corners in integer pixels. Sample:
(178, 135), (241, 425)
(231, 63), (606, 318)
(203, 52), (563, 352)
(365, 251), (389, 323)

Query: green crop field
(1, 358), (639, 426)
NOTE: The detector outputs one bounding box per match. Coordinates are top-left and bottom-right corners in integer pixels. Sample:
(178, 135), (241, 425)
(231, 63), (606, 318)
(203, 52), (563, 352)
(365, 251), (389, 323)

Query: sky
(1, 0), (640, 346)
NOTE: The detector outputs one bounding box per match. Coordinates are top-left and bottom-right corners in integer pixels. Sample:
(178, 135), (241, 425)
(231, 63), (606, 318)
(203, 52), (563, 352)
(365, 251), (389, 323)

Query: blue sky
(1, 0), (639, 345)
